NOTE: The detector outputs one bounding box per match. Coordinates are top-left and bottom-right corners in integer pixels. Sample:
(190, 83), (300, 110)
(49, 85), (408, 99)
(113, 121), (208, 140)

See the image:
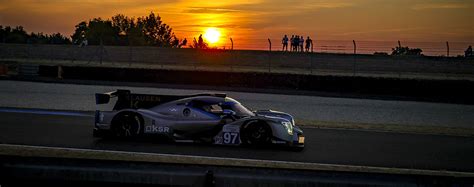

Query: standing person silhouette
(290, 35), (295, 52)
(305, 36), (313, 52)
(282, 35), (289, 51)
(198, 34), (204, 49)
(293, 35), (298, 52)
(180, 38), (187, 48)
(466, 45), (473, 57)
(299, 36), (304, 52)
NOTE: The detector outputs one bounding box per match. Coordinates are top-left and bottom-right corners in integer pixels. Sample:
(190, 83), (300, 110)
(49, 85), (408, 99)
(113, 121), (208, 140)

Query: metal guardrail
(0, 144), (473, 186)
(18, 64), (39, 76)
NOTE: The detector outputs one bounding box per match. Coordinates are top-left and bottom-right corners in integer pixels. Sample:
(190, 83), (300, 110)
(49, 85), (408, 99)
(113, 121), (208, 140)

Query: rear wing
(95, 90), (129, 105)
(95, 90), (226, 110)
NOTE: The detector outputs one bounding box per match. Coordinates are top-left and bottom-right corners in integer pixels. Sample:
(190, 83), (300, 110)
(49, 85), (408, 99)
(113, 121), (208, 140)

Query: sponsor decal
(145, 125), (170, 133)
(223, 125), (239, 133)
(145, 120), (170, 133)
(217, 125), (241, 145)
(183, 108), (191, 117)
(214, 136), (223, 144)
(272, 140), (286, 144)
(132, 95), (161, 102)
(131, 95), (162, 108)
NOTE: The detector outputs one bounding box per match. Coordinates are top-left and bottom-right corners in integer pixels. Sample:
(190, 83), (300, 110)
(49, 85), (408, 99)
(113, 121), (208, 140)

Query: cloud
(302, 2), (354, 9)
(222, 0), (354, 13)
(184, 7), (241, 14)
(412, 2), (469, 10)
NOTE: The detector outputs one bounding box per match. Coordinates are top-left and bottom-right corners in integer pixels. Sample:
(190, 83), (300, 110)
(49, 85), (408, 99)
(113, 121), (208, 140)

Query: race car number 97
(223, 132), (239, 144)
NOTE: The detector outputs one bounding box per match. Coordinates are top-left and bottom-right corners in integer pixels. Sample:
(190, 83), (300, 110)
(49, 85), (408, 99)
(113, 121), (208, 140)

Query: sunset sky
(0, 0), (472, 49)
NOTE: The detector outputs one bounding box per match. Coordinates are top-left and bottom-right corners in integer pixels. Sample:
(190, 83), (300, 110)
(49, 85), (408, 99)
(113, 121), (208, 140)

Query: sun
(203, 28), (221, 44)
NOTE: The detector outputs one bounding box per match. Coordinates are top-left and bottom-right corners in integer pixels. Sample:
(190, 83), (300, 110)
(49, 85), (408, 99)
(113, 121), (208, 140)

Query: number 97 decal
(223, 132), (240, 145)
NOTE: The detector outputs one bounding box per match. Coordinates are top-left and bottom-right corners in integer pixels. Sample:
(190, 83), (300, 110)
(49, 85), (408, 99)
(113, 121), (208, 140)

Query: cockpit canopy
(189, 97), (254, 117)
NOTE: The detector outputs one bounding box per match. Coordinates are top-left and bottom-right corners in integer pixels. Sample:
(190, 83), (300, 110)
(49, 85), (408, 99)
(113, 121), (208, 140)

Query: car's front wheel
(241, 120), (272, 145)
(111, 112), (142, 137)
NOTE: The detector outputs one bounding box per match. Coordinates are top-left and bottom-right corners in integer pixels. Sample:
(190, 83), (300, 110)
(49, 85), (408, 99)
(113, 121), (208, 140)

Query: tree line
(71, 12), (178, 47)
(1, 12), (181, 47)
(0, 25), (71, 44)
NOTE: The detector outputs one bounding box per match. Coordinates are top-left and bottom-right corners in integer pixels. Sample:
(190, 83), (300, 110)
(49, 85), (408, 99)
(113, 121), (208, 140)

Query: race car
(93, 90), (304, 150)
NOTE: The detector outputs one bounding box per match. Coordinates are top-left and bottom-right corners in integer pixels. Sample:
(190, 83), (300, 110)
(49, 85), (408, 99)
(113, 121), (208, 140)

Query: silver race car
(94, 90), (304, 150)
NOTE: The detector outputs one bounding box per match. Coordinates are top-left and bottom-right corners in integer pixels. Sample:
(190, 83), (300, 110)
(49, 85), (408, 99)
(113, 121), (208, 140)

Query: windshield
(231, 102), (254, 117)
(223, 97), (254, 117)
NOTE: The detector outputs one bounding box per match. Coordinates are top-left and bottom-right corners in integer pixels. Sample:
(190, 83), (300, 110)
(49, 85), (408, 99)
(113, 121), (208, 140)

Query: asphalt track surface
(1, 110), (473, 172)
(2, 80), (474, 128)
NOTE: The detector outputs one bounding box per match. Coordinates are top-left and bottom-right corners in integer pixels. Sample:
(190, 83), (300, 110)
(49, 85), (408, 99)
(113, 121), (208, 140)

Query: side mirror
(223, 109), (236, 116)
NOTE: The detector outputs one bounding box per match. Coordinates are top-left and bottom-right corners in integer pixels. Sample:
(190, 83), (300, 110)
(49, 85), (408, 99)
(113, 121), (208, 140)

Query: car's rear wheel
(241, 121), (272, 145)
(112, 112), (142, 137)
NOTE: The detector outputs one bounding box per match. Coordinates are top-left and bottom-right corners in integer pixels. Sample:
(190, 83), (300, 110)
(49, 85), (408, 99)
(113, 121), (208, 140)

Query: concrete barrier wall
(2, 44), (474, 75)
(38, 65), (474, 104)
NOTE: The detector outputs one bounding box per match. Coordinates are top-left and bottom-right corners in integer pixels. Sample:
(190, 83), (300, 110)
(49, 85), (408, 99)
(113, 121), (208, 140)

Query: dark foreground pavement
(0, 111), (473, 172)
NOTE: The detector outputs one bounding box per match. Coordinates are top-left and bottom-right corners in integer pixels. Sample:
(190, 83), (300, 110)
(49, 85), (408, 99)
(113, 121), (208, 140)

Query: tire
(241, 121), (272, 145)
(111, 112), (142, 137)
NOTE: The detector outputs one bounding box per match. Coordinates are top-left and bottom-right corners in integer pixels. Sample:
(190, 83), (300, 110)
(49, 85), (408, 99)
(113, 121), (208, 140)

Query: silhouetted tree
(111, 14), (132, 45)
(85, 18), (119, 45)
(112, 14), (131, 35)
(2, 26), (28, 43)
(29, 32), (48, 44)
(49, 33), (71, 44)
(71, 21), (88, 45)
(128, 24), (147, 46)
(140, 12), (175, 47)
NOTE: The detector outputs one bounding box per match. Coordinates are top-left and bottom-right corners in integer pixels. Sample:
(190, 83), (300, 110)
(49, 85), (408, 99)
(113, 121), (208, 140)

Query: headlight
(281, 121), (293, 135)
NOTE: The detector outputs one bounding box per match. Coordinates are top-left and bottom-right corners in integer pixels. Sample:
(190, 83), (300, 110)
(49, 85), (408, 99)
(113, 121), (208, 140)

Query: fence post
(268, 38), (272, 72)
(353, 40), (356, 76)
(70, 45), (75, 63)
(26, 43), (31, 63)
(57, 65), (63, 79)
(194, 47), (198, 70)
(157, 47), (163, 69)
(396, 41), (402, 78)
(99, 39), (104, 65)
(230, 38), (234, 71)
(310, 38), (314, 74)
(50, 44), (54, 63)
(446, 41), (450, 57)
(129, 45), (132, 67)
(310, 52), (313, 74)
(268, 39), (272, 52)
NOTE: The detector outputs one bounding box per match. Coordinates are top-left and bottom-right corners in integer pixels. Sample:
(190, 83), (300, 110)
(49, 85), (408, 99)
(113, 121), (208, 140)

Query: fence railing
(0, 44), (473, 79)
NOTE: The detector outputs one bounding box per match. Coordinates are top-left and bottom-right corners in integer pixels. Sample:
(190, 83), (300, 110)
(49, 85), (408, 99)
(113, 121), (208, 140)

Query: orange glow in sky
(0, 0), (472, 49)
